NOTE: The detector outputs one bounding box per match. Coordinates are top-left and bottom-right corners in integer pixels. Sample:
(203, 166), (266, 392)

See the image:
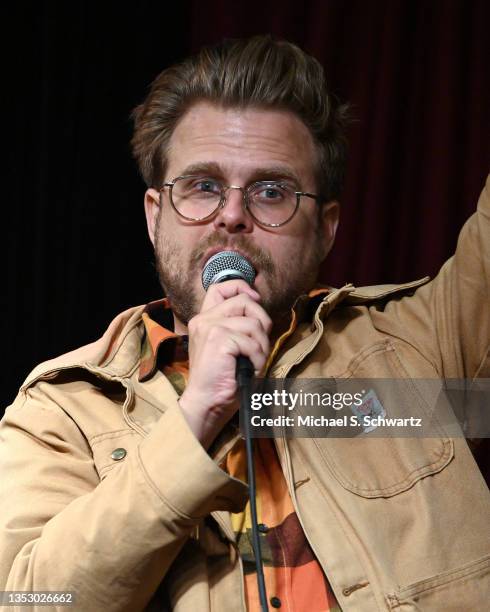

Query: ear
(318, 200), (340, 260)
(144, 188), (161, 246)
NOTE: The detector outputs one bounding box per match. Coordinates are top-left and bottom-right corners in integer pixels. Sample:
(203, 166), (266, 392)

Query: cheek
(156, 215), (198, 253)
(271, 228), (317, 258)
(155, 220), (183, 260)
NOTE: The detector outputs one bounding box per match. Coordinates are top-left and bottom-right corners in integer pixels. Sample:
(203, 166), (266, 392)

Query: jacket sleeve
(0, 382), (248, 612)
(378, 174), (490, 379)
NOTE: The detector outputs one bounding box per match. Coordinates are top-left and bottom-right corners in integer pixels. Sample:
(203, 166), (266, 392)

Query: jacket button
(270, 596), (281, 608)
(258, 523), (269, 533)
(111, 448), (127, 461)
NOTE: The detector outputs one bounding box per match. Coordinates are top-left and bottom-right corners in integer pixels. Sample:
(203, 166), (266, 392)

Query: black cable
(237, 356), (268, 612)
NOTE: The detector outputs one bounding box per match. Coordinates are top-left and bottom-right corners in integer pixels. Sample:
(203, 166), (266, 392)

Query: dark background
(3, 0), (489, 476)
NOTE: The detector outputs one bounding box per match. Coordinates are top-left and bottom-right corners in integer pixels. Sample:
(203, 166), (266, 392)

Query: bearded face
(154, 210), (327, 326)
(145, 102), (339, 330)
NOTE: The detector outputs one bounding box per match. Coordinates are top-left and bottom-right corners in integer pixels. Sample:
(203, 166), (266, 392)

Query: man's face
(144, 101), (339, 330)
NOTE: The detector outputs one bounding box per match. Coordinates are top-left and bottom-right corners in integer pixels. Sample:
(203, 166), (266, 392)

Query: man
(0, 35), (489, 611)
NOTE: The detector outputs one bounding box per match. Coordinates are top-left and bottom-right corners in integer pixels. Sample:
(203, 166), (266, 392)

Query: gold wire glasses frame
(159, 175), (322, 228)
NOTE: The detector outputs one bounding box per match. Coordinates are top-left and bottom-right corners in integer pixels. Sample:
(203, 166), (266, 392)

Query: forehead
(166, 101), (317, 184)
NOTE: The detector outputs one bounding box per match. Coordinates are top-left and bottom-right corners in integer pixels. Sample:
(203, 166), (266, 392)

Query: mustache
(189, 233), (275, 276)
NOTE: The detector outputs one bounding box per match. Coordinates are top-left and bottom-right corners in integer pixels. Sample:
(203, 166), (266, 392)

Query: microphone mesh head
(202, 251), (256, 290)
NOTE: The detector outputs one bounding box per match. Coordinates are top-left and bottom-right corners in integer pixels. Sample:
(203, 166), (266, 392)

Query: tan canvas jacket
(1, 176), (490, 611)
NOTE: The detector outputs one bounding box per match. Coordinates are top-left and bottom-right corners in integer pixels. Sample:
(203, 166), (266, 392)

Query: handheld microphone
(202, 250), (256, 382)
(201, 250), (256, 290)
(201, 249), (268, 612)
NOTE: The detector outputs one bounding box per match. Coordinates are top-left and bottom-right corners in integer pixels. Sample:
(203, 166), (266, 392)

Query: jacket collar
(343, 276), (430, 304)
(19, 277), (430, 391)
(137, 290), (331, 382)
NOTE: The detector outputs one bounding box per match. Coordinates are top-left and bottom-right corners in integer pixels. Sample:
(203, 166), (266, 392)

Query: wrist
(178, 393), (231, 450)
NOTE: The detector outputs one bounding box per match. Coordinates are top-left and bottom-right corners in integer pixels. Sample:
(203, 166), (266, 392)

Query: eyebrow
(176, 162), (302, 188)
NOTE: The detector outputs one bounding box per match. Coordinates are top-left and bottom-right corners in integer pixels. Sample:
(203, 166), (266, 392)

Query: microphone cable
(202, 251), (268, 611)
(237, 356), (269, 612)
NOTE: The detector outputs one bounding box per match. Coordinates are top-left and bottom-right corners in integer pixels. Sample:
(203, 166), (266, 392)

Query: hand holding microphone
(178, 251), (272, 449)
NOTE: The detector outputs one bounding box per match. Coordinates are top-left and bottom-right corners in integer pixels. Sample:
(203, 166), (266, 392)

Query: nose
(212, 186), (254, 234)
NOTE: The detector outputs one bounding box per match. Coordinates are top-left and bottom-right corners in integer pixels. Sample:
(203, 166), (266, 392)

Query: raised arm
(378, 174), (490, 379)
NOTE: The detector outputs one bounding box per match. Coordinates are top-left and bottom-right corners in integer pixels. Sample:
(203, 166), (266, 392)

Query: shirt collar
(139, 298), (180, 381)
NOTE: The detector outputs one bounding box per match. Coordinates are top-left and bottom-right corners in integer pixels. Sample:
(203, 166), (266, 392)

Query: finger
(208, 316), (270, 355)
(201, 293), (272, 334)
(222, 331), (268, 374)
(201, 279), (260, 311)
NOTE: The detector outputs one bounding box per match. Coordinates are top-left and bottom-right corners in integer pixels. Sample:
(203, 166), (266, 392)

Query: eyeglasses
(159, 175), (322, 227)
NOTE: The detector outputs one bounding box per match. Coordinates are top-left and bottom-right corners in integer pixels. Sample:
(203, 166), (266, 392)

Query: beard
(154, 213), (325, 327)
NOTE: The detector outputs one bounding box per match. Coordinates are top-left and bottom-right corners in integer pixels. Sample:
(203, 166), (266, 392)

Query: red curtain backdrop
(3, 0), (489, 475)
(187, 0), (489, 286)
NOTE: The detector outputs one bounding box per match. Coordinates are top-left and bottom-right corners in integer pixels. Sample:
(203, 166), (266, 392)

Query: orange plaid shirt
(139, 295), (341, 611)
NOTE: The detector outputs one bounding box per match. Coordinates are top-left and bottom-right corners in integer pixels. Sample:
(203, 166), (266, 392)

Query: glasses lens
(248, 182), (298, 226)
(171, 176), (222, 220)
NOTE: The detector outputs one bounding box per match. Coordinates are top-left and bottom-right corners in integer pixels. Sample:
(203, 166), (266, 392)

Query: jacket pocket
(386, 554), (490, 610)
(90, 429), (141, 480)
(313, 340), (454, 497)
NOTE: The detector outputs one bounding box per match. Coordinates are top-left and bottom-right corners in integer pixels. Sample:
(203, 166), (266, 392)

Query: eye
(263, 187), (282, 199)
(251, 183), (289, 203)
(193, 178), (221, 194)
